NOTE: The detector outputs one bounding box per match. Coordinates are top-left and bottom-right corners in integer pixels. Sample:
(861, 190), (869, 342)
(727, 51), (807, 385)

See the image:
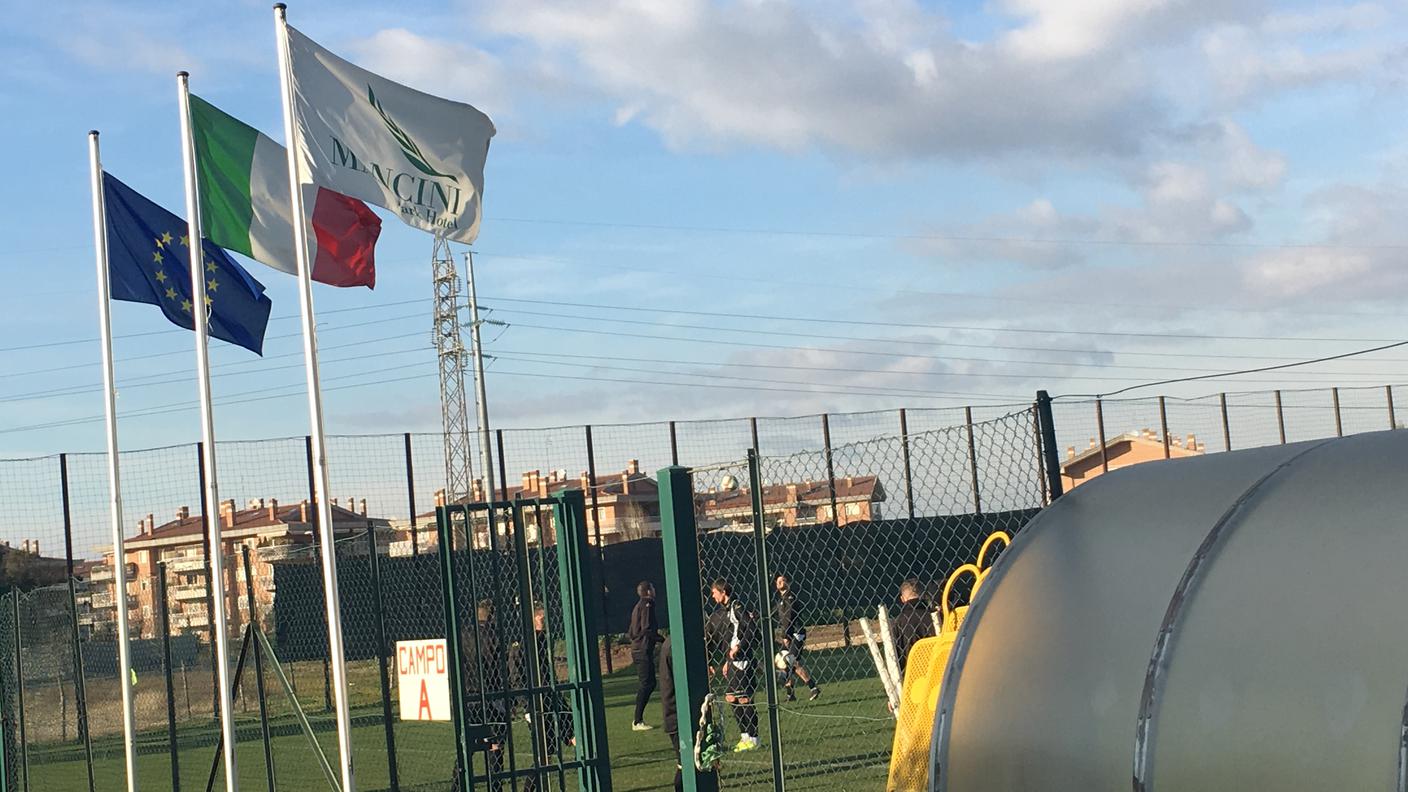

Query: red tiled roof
(420, 472), (658, 520)
(130, 502), (367, 544)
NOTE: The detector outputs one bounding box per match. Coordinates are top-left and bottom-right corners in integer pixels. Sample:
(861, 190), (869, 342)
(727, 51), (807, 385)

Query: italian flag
(189, 95), (380, 288)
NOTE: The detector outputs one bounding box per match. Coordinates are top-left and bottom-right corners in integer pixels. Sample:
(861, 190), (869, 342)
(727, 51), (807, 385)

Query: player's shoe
(809, 687), (822, 701)
(632, 721), (654, 731)
(733, 735), (760, 752)
(785, 686), (796, 702)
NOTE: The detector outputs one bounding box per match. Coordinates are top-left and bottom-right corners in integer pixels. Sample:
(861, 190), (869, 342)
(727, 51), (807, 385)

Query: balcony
(257, 544), (309, 562)
(88, 593), (136, 610)
(165, 557), (206, 574)
(170, 584), (208, 602)
(89, 568), (113, 582)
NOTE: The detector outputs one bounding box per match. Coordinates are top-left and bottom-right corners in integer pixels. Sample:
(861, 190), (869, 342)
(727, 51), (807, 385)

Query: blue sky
(4, 0), (1408, 458)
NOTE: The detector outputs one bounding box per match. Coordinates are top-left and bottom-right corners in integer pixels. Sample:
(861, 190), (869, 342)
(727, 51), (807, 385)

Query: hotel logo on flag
(285, 24), (496, 243)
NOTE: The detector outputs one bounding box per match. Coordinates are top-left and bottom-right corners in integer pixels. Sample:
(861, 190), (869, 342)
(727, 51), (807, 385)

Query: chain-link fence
(671, 407), (1045, 791)
(0, 385), (1405, 791)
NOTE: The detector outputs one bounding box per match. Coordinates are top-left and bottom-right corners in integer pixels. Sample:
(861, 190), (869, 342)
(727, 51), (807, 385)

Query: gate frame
(436, 488), (611, 792)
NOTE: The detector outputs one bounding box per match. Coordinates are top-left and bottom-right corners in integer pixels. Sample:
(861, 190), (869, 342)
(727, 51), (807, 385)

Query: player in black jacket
(657, 634), (683, 792)
(772, 574), (820, 701)
(892, 579), (936, 676)
(453, 600), (507, 792)
(704, 578), (761, 752)
(628, 580), (662, 729)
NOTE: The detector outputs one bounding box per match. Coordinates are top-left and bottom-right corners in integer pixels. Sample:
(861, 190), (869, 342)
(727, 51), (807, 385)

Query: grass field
(17, 644), (896, 791)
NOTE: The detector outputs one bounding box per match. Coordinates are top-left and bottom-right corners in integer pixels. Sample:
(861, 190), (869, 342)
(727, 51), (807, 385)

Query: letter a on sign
(418, 680), (433, 720)
(396, 639), (451, 721)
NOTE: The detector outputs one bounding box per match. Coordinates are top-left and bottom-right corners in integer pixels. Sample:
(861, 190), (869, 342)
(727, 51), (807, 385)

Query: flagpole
(273, 6), (357, 790)
(177, 71), (240, 792)
(87, 130), (140, 792)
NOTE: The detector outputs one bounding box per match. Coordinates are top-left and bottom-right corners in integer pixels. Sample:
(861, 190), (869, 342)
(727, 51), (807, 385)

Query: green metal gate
(436, 489), (611, 792)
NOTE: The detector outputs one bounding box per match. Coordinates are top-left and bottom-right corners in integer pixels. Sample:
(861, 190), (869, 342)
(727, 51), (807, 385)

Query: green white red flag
(189, 94), (380, 288)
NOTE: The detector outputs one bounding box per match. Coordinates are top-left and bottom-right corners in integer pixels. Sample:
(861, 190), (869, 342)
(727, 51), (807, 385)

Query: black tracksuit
(658, 635), (682, 792)
(704, 597), (761, 739)
(892, 597), (936, 675)
(454, 617), (507, 792)
(629, 594), (662, 723)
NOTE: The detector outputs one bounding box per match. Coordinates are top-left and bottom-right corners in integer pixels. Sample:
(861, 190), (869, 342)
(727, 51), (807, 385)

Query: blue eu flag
(103, 172), (272, 355)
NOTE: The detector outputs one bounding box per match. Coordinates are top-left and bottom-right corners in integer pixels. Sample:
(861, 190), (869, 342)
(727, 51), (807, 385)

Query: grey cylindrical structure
(931, 429), (1408, 792)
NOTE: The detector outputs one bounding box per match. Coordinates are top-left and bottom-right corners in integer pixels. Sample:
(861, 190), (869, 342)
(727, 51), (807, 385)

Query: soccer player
(892, 579), (936, 676)
(453, 600), (507, 792)
(628, 580), (662, 730)
(772, 573), (820, 701)
(657, 633), (683, 791)
(705, 578), (761, 752)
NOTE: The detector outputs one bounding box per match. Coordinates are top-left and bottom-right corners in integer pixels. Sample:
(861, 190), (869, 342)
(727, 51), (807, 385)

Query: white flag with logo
(283, 23), (496, 243)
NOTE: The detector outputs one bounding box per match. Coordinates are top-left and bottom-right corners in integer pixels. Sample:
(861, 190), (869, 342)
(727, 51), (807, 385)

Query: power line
(489, 351), (1397, 387)
(486, 216), (1408, 252)
(1058, 339), (1408, 399)
(491, 307), (1406, 375)
(501, 320), (1407, 384)
(0, 300), (432, 355)
(483, 297), (1400, 344)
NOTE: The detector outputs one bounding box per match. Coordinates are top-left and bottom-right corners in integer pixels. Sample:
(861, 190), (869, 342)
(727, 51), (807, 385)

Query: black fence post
(750, 416), (760, 455)
(365, 525), (401, 791)
(899, 409), (915, 520)
(1220, 393), (1232, 451)
(1275, 390), (1286, 444)
(1388, 385), (1397, 430)
(1158, 396), (1171, 459)
(1333, 388), (1344, 437)
(821, 414), (839, 525)
(241, 546), (275, 792)
(496, 429), (510, 503)
(198, 441), (220, 721)
(404, 433), (419, 557)
(583, 425), (612, 674)
(1095, 399), (1109, 474)
(59, 454), (96, 792)
(157, 563), (181, 792)
(1035, 392), (1063, 502)
(304, 436), (333, 713)
(12, 592), (27, 792)
(668, 421), (679, 466)
(965, 407), (982, 514)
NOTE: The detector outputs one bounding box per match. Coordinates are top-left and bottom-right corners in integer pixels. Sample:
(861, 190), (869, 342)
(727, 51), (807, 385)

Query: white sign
(396, 638), (450, 721)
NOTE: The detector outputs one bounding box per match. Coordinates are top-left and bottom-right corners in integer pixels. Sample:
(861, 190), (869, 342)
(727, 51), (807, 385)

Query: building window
(845, 502), (861, 517)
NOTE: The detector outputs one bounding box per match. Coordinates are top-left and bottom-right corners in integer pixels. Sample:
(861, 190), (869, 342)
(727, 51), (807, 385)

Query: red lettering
(418, 679), (433, 720)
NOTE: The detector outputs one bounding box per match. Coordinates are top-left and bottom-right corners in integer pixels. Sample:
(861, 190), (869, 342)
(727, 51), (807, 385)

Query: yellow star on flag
(152, 250), (164, 264)
(165, 287), (178, 300)
(180, 298), (193, 313)
(161, 231), (173, 246)
(207, 278), (219, 293)
(154, 236), (165, 250)
(154, 270), (167, 283)
(203, 295), (213, 307)
(205, 258), (218, 273)
(179, 234), (189, 247)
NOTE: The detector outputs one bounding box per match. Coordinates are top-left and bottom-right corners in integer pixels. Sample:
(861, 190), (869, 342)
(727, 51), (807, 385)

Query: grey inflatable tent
(930, 429), (1408, 791)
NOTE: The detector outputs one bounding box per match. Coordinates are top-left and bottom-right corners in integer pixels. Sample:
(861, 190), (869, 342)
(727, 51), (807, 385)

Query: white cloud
(1200, 3), (1401, 102)
(998, 0), (1254, 61)
(478, 0), (1168, 159)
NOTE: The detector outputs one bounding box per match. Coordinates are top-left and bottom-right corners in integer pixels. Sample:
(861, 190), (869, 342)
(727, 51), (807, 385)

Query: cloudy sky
(3, 0), (1408, 456)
